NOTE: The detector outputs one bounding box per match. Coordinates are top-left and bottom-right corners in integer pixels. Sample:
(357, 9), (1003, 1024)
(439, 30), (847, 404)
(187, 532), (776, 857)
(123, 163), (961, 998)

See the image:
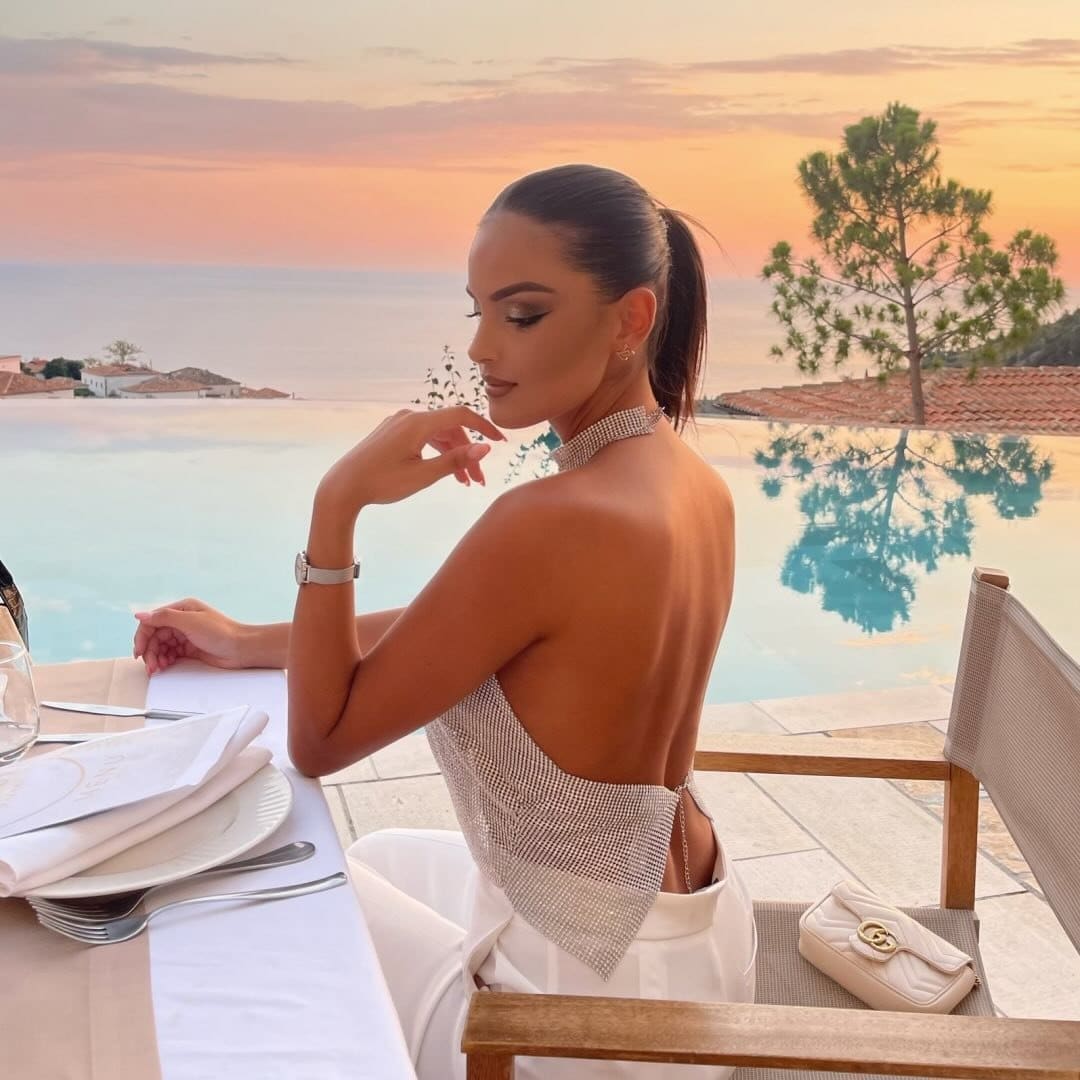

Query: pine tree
(763, 102), (1065, 423)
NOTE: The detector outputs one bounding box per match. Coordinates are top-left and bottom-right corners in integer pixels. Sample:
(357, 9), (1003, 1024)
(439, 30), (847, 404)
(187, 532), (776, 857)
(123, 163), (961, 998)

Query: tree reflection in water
(754, 426), (1055, 632)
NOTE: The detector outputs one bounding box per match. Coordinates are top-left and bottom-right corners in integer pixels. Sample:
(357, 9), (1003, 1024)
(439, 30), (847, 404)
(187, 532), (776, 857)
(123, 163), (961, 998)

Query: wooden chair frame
(462, 569), (1080, 1078)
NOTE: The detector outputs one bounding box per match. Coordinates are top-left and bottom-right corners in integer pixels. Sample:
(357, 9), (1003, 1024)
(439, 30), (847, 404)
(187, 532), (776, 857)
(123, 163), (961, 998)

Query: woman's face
(466, 211), (646, 429)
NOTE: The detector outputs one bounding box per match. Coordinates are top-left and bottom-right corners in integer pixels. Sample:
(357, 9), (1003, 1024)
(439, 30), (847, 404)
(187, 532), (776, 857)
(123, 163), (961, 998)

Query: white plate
(28, 764), (293, 898)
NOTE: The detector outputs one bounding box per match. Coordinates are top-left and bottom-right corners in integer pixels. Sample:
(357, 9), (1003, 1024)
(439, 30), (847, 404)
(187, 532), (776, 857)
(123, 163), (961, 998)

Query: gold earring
(616, 344), (634, 363)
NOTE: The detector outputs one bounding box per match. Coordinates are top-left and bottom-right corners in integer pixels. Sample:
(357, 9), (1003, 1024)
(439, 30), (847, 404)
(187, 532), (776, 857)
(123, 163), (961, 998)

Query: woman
(133, 164), (757, 1078)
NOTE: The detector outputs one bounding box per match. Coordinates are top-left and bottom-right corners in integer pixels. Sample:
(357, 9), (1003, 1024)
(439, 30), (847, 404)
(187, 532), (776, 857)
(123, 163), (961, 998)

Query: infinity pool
(4, 400), (1079, 704)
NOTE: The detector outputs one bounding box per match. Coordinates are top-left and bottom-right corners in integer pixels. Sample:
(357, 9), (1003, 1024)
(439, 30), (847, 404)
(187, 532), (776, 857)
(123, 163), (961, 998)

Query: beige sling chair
(462, 567), (1080, 1079)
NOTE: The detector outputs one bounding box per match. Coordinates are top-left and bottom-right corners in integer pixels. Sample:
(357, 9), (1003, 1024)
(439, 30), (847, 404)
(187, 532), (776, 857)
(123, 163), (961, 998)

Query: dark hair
(484, 164), (712, 432)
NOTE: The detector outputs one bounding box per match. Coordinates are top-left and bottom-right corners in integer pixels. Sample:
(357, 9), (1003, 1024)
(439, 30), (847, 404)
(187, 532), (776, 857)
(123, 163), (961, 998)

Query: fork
(33, 871), (348, 944)
(28, 841), (316, 921)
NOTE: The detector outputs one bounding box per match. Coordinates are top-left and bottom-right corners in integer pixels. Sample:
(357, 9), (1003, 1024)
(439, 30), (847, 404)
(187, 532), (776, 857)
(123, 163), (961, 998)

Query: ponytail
(651, 207), (710, 432)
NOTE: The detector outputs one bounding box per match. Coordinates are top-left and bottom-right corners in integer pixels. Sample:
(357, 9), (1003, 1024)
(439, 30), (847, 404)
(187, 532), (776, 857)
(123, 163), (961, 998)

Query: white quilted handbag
(798, 880), (980, 1013)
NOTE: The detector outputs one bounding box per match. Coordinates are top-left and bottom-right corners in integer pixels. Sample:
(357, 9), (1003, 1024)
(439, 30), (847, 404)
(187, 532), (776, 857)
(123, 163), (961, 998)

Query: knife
(40, 701), (198, 721)
(36, 731), (115, 744)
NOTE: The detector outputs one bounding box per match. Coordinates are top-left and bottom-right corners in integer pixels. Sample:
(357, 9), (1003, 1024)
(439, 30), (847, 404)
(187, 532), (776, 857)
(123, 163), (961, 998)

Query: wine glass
(0, 640), (39, 765)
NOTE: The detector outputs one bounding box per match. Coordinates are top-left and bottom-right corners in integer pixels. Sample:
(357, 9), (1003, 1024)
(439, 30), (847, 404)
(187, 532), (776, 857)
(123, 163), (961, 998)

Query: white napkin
(0, 706), (268, 840)
(0, 705), (271, 896)
(1, 745), (273, 896)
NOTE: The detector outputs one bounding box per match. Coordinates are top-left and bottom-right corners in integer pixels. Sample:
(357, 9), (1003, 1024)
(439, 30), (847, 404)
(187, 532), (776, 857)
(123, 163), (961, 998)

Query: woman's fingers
(138, 629), (158, 668)
(429, 426), (482, 486)
(134, 621), (154, 659)
(437, 406), (506, 444)
(418, 408), (505, 488)
(467, 458), (485, 485)
(134, 598), (204, 657)
(138, 623), (188, 673)
(145, 632), (168, 674)
(430, 422), (493, 485)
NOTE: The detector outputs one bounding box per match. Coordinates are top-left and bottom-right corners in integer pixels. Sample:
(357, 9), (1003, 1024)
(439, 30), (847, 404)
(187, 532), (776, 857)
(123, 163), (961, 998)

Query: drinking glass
(0, 640), (39, 765)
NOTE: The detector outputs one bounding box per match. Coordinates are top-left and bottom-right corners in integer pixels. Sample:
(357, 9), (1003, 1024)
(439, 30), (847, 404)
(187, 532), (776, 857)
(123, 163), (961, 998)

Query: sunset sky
(2, 1), (1079, 282)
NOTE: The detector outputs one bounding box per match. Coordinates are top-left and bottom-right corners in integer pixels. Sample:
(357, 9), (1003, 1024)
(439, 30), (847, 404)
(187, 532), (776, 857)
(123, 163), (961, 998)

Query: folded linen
(0, 706), (267, 840)
(1, 745), (273, 896)
(0, 706), (270, 896)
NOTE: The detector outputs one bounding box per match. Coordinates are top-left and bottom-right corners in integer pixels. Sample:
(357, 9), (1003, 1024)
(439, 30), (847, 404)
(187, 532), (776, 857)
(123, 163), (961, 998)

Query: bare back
(494, 423), (734, 890)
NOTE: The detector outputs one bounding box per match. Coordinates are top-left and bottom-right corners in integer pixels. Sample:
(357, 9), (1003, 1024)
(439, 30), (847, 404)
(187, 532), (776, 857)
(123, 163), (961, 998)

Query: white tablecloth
(145, 662), (415, 1080)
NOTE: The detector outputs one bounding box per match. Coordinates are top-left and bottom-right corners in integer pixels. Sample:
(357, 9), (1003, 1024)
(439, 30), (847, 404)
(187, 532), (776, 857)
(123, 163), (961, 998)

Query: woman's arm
(241, 607), (406, 669)
(132, 599), (406, 674)
(279, 402), (584, 776)
(285, 483), (574, 777)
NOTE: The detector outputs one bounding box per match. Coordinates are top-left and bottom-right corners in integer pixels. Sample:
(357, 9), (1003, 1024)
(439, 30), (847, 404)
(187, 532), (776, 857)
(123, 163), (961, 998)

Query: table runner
(143, 661), (415, 1079)
(3, 657), (162, 1080)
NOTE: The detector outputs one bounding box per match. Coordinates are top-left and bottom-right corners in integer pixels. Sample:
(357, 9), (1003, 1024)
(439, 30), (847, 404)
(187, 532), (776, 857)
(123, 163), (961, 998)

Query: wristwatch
(294, 551), (360, 586)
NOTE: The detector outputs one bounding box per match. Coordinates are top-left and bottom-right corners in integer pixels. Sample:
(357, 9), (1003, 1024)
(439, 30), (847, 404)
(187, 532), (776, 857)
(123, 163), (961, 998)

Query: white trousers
(347, 828), (758, 1080)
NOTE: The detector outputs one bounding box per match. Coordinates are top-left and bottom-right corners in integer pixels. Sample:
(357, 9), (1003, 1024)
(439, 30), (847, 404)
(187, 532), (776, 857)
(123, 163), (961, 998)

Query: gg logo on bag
(856, 919), (898, 954)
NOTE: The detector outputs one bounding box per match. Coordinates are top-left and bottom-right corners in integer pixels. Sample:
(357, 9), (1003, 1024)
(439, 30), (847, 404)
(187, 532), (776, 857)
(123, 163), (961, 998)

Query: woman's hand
(316, 406), (506, 517)
(133, 598), (253, 675)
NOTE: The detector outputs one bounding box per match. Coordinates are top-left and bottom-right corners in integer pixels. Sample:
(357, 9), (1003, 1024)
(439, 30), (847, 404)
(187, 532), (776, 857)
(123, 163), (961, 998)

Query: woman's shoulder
(479, 443), (732, 566)
(485, 468), (631, 531)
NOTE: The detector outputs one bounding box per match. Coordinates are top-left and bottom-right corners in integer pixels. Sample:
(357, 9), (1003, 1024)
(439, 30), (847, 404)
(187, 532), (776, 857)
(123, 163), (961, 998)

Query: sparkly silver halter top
(426, 404), (713, 980)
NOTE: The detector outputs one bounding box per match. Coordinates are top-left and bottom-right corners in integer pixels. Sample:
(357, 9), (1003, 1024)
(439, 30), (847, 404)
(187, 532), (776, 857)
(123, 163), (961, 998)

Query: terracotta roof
(167, 366), (239, 386)
(84, 364), (161, 377)
(123, 377), (208, 394)
(239, 386), (290, 399)
(715, 367), (1080, 434)
(0, 372), (78, 396)
(25, 359), (48, 372)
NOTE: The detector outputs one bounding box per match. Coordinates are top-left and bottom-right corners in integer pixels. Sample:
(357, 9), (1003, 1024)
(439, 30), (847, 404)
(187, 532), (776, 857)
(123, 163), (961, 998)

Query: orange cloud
(0, 33), (1076, 278)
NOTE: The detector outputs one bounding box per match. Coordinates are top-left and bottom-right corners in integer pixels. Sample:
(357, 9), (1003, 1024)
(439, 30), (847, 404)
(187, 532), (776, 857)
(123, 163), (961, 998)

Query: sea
(0, 262), (832, 404)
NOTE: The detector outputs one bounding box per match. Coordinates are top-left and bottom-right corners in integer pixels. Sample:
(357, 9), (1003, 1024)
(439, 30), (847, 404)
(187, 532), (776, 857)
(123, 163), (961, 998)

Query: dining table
(1, 655), (417, 1080)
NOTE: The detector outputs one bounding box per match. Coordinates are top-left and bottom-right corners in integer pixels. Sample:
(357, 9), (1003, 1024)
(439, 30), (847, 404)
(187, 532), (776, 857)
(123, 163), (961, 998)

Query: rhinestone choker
(548, 405), (668, 473)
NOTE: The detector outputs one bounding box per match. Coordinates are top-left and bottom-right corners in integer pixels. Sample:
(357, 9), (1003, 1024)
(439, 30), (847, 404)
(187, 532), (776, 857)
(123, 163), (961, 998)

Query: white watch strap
(297, 551), (360, 585)
(305, 563), (359, 585)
